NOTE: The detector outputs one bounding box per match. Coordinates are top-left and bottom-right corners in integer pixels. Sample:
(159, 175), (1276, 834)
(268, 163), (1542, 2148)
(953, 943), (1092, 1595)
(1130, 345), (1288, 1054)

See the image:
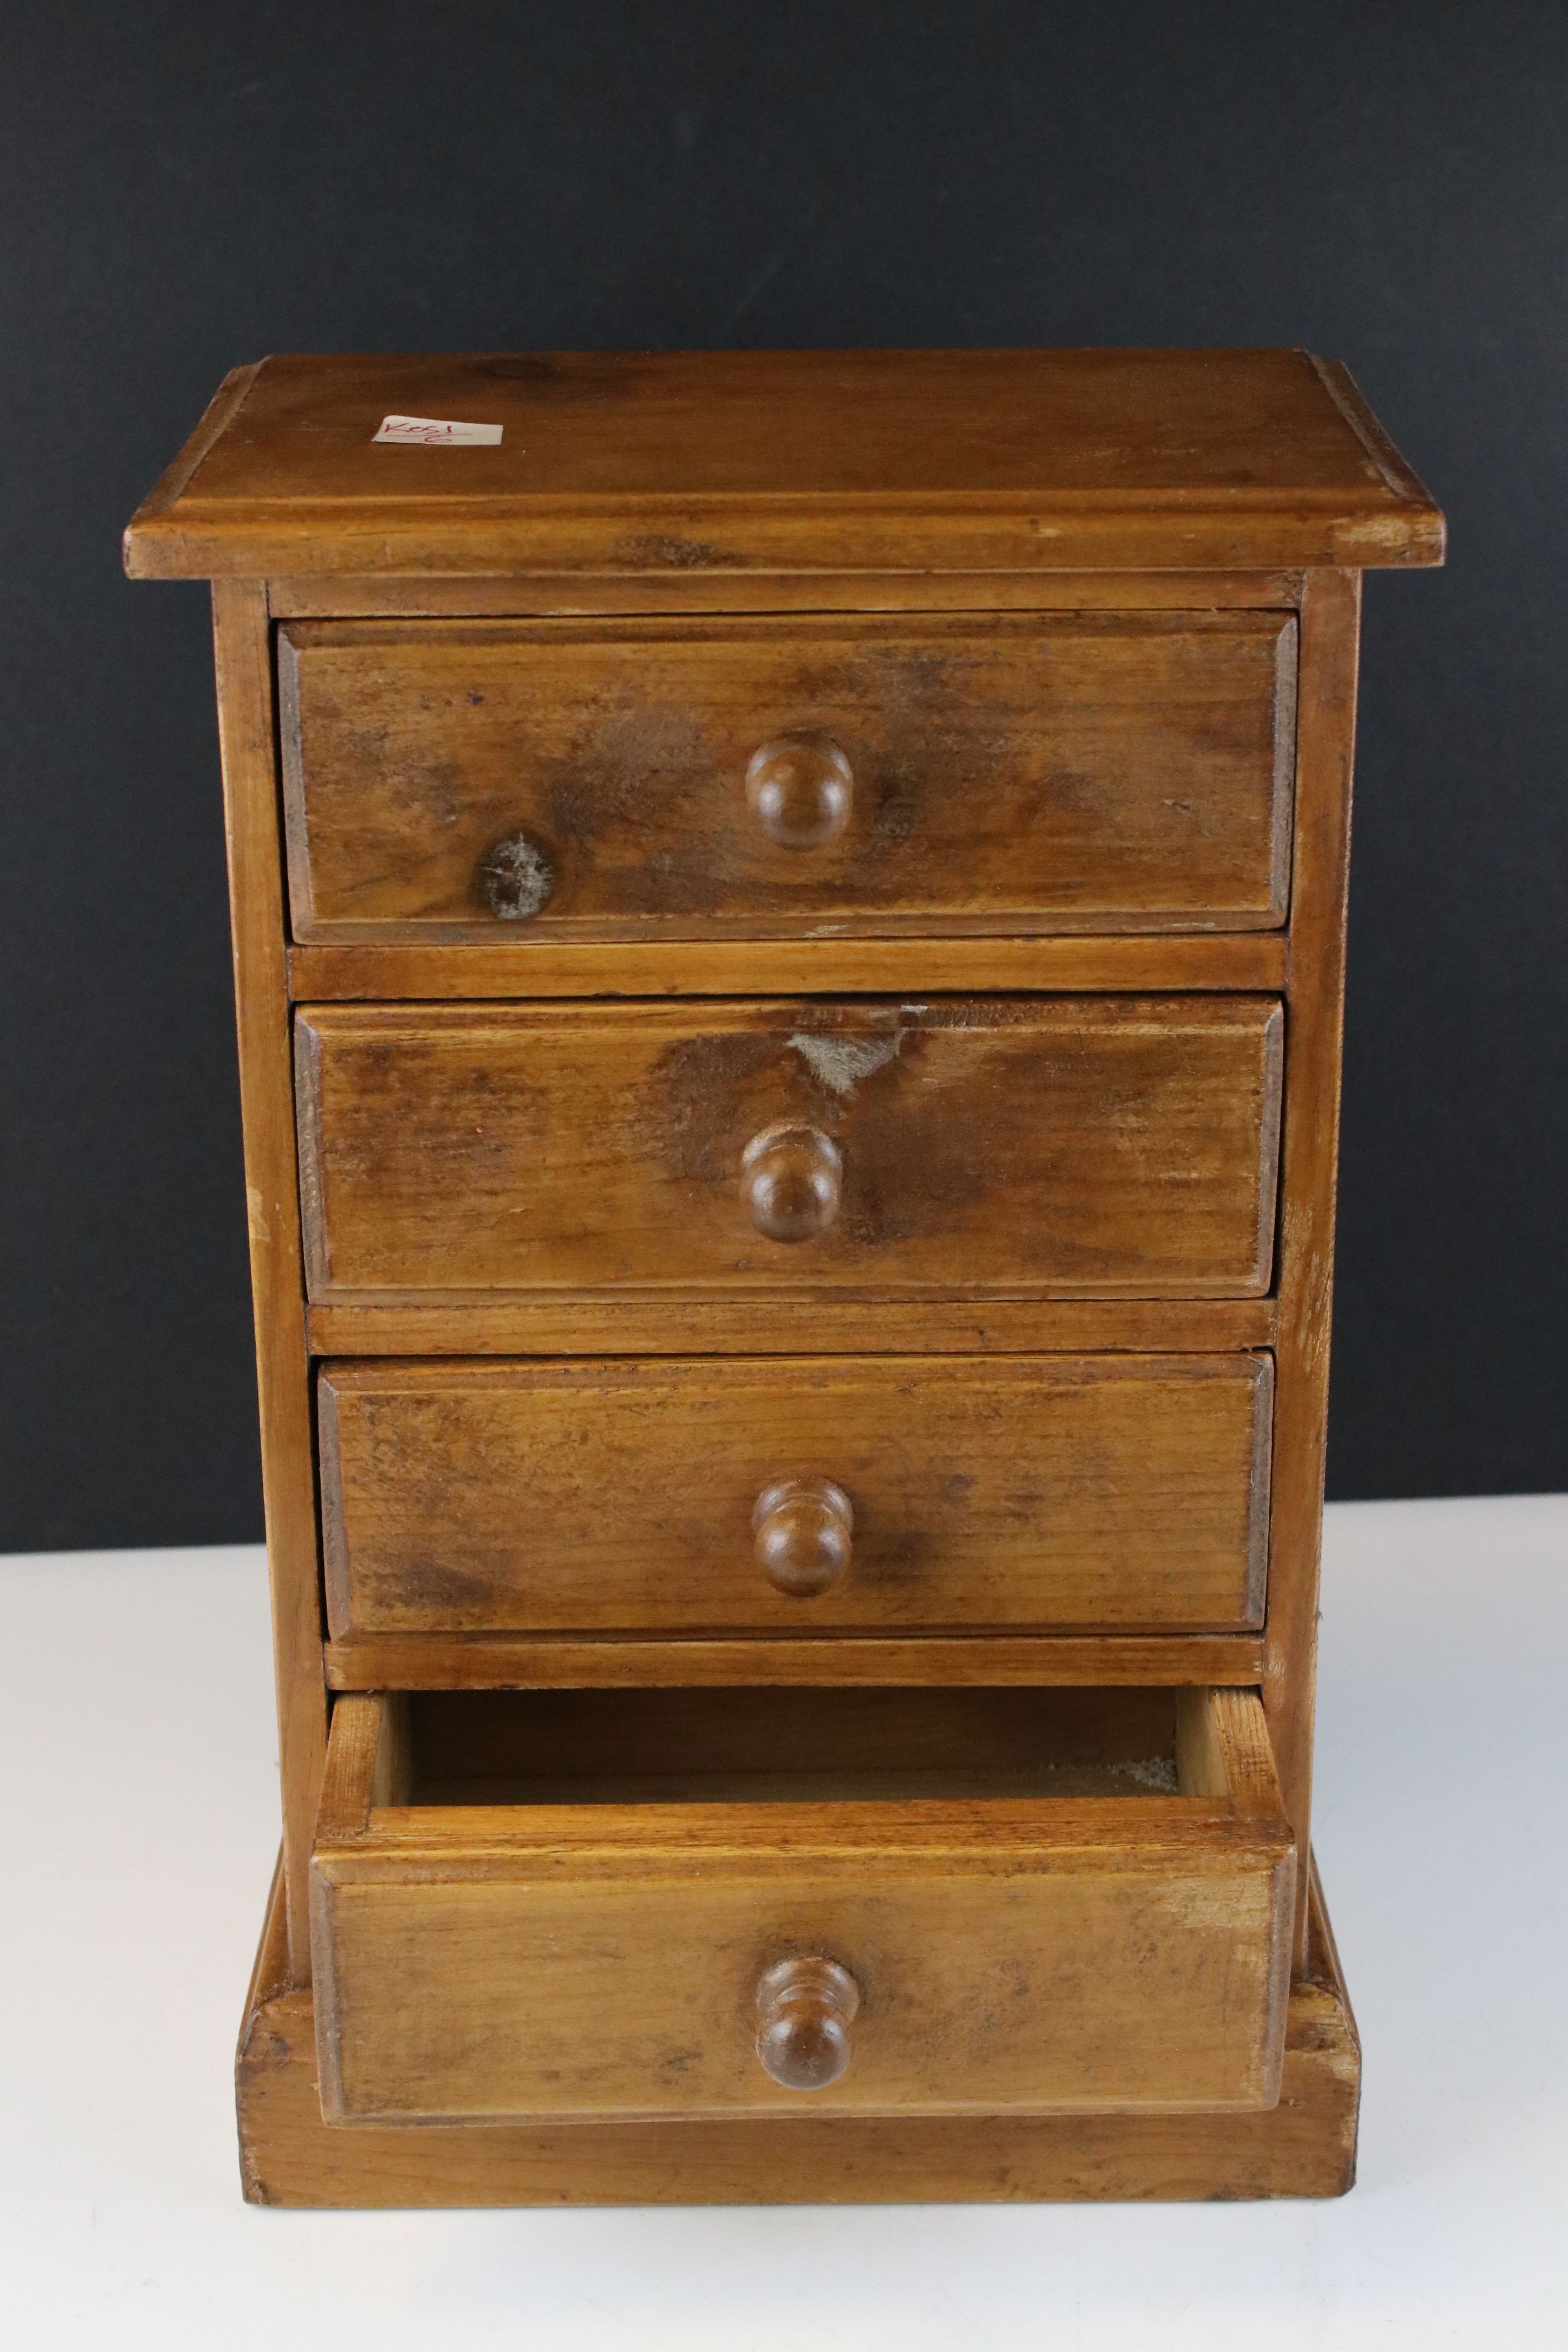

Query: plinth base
(237, 1855), (1358, 2206)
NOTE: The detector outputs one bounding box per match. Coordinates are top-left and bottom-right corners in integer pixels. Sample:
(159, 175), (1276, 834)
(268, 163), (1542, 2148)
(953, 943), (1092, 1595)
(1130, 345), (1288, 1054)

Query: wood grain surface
(122, 347), (1446, 2207)
(295, 995), (1285, 1304)
(286, 930), (1290, 1003)
(317, 1351), (1273, 1638)
(1265, 567), (1362, 1968)
(241, 1848), (1357, 2203)
(308, 1687), (1294, 2124)
(210, 580), (326, 1981)
(306, 1293), (1278, 1358)
(322, 1629), (1267, 1691)
(122, 348), (1445, 577)
(279, 612), (1296, 940)
(265, 566), (1310, 618)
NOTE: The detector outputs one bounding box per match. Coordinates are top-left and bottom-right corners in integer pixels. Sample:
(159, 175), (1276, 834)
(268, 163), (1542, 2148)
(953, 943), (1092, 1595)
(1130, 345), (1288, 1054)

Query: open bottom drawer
(309, 1685), (1295, 2125)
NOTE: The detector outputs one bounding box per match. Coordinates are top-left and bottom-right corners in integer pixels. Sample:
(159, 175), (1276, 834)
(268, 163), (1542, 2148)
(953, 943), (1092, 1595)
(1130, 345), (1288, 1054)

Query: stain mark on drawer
(787, 1031), (905, 1095)
(613, 532), (743, 569)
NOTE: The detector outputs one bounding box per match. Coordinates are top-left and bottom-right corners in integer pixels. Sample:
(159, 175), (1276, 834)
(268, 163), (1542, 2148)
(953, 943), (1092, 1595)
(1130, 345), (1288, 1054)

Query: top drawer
(279, 613), (1296, 943)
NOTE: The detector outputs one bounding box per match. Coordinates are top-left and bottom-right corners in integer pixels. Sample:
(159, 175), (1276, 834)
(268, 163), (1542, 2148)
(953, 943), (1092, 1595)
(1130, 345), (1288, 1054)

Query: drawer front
(310, 1687), (1295, 2122)
(296, 996), (1284, 1302)
(318, 1353), (1273, 1638)
(279, 613), (1295, 940)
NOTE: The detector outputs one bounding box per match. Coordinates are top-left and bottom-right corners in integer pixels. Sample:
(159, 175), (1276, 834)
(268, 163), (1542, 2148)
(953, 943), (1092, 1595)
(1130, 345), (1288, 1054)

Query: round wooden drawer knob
(741, 1123), (842, 1242)
(755, 1956), (860, 2090)
(753, 1477), (854, 1597)
(479, 829), (554, 919)
(745, 734), (854, 849)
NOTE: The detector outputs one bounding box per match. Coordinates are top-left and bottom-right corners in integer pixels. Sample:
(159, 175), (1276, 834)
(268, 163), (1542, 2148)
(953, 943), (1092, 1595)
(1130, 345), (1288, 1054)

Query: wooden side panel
(210, 579), (325, 1984)
(294, 995), (1286, 1304)
(1266, 568), (1361, 1968)
(279, 612), (1296, 940)
(318, 1353), (1273, 1638)
(313, 1693), (381, 1840)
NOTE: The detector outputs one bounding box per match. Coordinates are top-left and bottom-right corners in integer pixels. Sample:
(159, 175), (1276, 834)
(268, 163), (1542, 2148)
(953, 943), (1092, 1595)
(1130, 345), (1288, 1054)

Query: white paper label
(373, 414), (504, 446)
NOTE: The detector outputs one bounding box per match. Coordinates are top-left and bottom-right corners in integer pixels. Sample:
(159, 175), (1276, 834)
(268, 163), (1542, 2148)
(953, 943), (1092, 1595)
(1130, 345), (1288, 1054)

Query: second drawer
(319, 1352), (1273, 1638)
(295, 995), (1285, 1303)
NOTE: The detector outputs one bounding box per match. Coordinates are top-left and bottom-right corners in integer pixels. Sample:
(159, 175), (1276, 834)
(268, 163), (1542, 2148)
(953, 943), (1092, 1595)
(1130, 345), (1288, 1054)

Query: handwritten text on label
(373, 415), (505, 446)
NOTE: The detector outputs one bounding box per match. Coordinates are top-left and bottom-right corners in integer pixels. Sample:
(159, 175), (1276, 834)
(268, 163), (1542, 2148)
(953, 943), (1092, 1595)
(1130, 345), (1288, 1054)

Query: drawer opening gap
(368, 1685), (1233, 1808)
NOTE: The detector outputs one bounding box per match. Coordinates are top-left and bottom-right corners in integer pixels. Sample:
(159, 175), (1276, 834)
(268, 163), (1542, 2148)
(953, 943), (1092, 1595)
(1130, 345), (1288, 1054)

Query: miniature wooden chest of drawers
(125, 347), (1442, 2206)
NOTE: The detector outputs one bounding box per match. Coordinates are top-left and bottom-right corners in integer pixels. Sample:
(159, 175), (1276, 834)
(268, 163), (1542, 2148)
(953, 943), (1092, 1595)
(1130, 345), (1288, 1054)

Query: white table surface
(4, 1493), (1564, 2348)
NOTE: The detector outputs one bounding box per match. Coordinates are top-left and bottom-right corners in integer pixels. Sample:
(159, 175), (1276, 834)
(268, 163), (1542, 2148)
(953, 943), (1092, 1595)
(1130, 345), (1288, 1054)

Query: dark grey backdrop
(2, 2), (1563, 1550)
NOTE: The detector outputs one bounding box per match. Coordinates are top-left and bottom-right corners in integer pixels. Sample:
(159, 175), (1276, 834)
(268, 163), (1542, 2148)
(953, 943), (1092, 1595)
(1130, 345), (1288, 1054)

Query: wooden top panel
(123, 348), (1443, 579)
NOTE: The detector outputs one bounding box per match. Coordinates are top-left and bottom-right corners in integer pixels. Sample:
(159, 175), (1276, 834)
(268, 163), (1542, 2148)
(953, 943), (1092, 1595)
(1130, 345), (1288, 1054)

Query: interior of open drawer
(355, 1685), (1265, 1809)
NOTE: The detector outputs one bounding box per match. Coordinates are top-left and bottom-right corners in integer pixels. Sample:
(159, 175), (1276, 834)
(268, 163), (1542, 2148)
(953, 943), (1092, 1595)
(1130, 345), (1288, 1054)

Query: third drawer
(318, 1351), (1273, 1639)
